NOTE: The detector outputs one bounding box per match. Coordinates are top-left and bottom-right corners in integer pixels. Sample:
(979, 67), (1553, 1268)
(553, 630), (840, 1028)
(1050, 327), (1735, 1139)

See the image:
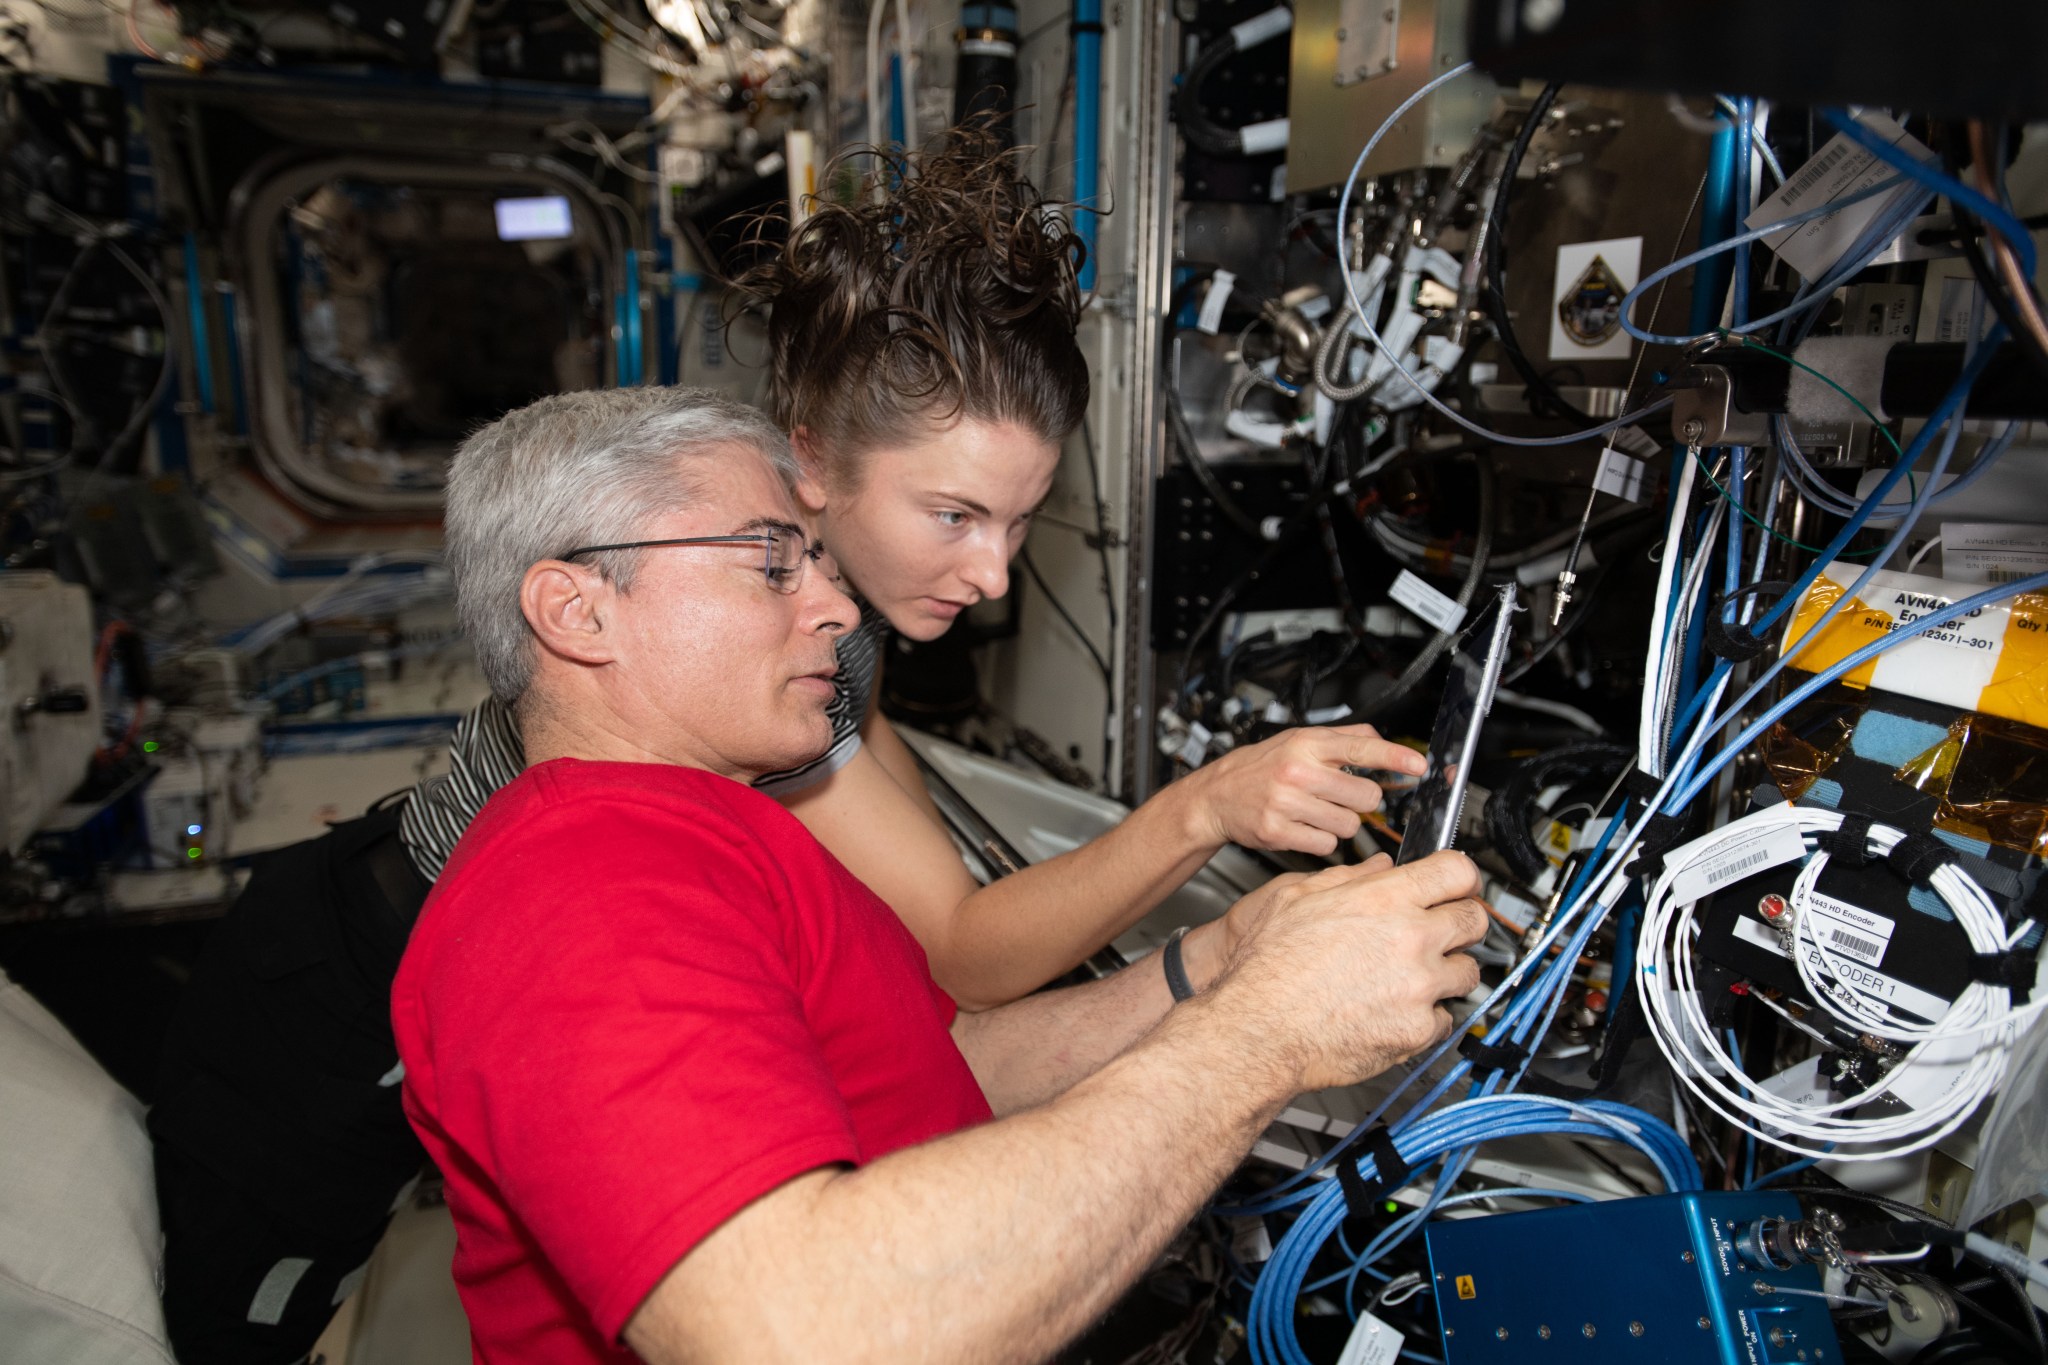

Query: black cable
(1481, 83), (1594, 424)
(1173, 32), (1246, 159)
(1166, 377), (1268, 543)
(1020, 545), (1111, 685)
(1074, 420), (1120, 789)
(1354, 453), (1496, 715)
(1950, 199), (2048, 383)
(1484, 741), (1633, 882)
(1076, 420), (1118, 648)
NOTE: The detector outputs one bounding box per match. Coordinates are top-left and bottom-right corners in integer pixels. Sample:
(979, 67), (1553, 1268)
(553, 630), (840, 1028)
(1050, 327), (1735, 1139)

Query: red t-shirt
(391, 758), (992, 1363)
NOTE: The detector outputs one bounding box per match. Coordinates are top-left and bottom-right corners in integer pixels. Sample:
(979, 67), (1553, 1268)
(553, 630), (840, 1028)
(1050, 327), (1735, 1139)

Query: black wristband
(1162, 926), (1197, 1002)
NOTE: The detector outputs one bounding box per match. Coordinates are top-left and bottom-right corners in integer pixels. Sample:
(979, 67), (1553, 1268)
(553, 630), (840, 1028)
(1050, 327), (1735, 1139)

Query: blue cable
(1750, 1156), (1822, 1189)
(1618, 173), (1919, 345)
(1245, 1098), (1698, 1365)
(1819, 109), (2037, 275)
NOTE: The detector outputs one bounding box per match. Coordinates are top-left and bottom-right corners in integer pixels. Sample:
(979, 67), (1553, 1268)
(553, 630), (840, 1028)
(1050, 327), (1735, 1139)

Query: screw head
(1759, 892), (1791, 922)
(1631, 1322), (1645, 1338)
(1682, 1250), (1696, 1263)
(1699, 1316), (1712, 1330)
(1539, 1325), (1553, 1340)
(1583, 1323), (1597, 1338)
(1496, 1327), (1509, 1340)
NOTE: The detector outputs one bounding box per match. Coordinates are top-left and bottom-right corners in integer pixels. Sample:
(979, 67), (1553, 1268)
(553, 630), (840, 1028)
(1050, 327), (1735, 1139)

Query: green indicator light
(186, 848), (202, 860)
(1384, 1201), (1399, 1214)
(143, 741), (160, 753)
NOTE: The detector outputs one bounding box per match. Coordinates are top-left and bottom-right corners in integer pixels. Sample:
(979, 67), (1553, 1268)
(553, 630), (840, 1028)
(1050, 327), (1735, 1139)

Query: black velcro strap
(1626, 812), (1692, 879)
(1622, 768), (1665, 805)
(1970, 950), (2038, 1005)
(1458, 1031), (1532, 1077)
(2019, 879), (2048, 927)
(1337, 1124), (1412, 1227)
(1703, 582), (1794, 663)
(1817, 813), (1875, 867)
(1888, 832), (1956, 885)
(1069, 19), (1104, 34)
(1705, 613), (1773, 662)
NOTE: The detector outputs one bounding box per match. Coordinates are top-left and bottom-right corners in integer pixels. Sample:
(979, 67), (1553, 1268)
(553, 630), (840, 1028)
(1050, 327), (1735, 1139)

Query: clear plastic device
(1396, 584), (1521, 865)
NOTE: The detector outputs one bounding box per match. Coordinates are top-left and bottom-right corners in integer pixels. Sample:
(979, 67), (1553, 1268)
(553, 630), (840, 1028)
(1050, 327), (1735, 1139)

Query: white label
(1942, 522), (2048, 585)
(1798, 889), (1897, 970)
(1548, 236), (1643, 362)
(1306, 703), (1354, 725)
(1593, 446), (1651, 503)
(1196, 270), (1236, 335)
(1231, 1215), (1273, 1264)
(1178, 720), (1212, 769)
(1263, 700), (1292, 725)
(1746, 114), (1934, 281)
(1336, 1310), (1404, 1365)
(1732, 916), (1953, 1023)
(1231, 5), (1294, 50)
(1667, 819), (1809, 905)
(1389, 569), (1466, 634)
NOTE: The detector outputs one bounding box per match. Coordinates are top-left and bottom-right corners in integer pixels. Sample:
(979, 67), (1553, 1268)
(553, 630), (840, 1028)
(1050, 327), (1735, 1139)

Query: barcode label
(1711, 849), (1772, 883)
(1776, 140), (1855, 208)
(1744, 114), (1932, 281)
(1800, 888), (1895, 969)
(1667, 818), (1809, 904)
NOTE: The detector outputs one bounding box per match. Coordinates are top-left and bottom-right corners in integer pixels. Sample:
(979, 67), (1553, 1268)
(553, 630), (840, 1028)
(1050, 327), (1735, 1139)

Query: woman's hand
(1179, 724), (1424, 857)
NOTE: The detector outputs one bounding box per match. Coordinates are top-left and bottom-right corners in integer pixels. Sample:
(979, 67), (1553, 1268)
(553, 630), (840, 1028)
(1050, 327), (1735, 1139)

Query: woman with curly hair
(147, 137), (1419, 1365)
(402, 136), (1421, 1006)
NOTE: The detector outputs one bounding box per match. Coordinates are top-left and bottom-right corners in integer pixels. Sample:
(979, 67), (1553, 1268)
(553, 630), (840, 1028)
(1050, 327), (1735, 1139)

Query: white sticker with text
(1336, 1310), (1405, 1365)
(1667, 819), (1809, 905)
(1389, 569), (1466, 635)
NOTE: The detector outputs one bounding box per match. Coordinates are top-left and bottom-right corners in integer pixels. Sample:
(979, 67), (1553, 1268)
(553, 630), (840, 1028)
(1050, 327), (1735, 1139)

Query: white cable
(865, 0), (888, 150)
(1638, 456), (1707, 777)
(1637, 803), (2044, 1160)
(1963, 1232), (2048, 1292)
(894, 0), (917, 149)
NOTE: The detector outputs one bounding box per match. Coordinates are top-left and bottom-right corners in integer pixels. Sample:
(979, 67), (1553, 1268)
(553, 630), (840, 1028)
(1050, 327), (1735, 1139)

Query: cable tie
(1968, 950), (2038, 1005)
(1456, 1031), (1532, 1077)
(1886, 832), (1956, 886)
(1816, 813), (1875, 867)
(1626, 811), (1691, 879)
(1622, 767), (1665, 805)
(1336, 1124), (1411, 1230)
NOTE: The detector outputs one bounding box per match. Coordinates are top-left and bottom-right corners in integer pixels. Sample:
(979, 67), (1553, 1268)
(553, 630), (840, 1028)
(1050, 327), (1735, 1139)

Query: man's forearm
(630, 990), (1299, 1365)
(951, 923), (1225, 1113)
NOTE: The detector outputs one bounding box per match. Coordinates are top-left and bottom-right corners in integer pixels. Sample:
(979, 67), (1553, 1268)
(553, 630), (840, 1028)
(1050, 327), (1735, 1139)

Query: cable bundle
(1243, 1096), (1699, 1364)
(1639, 804), (2045, 1161)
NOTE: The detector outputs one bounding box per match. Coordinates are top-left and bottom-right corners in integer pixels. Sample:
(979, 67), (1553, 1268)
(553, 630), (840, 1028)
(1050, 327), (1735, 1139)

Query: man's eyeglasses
(560, 528), (834, 595)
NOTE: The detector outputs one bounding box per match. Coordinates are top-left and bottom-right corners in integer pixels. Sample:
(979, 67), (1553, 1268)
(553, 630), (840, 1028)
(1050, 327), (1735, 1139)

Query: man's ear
(790, 427), (830, 516)
(520, 560), (619, 671)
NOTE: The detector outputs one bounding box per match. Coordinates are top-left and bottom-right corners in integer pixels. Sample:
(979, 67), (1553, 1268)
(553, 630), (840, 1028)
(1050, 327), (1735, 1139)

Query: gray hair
(445, 386), (796, 701)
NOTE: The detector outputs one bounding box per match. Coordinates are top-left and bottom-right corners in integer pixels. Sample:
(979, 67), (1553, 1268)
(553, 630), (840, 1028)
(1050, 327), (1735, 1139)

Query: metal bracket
(1668, 363), (1773, 449)
(1334, 0), (1400, 87)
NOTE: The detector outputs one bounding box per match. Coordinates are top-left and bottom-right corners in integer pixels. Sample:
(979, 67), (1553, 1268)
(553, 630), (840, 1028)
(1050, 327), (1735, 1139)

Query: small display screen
(494, 195), (574, 242)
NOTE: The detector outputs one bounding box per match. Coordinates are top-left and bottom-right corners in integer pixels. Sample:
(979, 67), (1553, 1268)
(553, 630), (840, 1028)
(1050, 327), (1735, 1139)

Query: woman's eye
(934, 510), (968, 528)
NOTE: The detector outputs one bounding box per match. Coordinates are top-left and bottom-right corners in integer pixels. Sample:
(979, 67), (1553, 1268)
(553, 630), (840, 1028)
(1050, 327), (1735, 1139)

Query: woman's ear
(790, 427), (831, 515)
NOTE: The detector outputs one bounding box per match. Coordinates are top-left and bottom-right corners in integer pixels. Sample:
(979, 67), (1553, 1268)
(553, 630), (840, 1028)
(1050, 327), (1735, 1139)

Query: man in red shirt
(394, 387), (1489, 1365)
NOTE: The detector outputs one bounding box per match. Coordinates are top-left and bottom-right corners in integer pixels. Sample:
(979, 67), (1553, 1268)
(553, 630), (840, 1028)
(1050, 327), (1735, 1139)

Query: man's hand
(1180, 724), (1425, 857)
(1207, 851), (1489, 1094)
